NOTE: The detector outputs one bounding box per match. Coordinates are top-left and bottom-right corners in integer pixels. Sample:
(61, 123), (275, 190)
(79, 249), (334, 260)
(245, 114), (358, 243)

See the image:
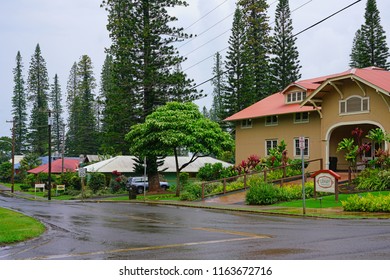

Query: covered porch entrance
(325, 122), (384, 171)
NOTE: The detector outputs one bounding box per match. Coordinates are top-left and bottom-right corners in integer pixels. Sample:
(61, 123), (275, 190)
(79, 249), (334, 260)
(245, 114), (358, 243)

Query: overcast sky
(1, 0), (389, 138)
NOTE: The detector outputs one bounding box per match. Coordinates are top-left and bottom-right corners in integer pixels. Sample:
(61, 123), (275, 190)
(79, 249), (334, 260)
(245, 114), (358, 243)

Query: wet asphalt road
(1, 194), (390, 260)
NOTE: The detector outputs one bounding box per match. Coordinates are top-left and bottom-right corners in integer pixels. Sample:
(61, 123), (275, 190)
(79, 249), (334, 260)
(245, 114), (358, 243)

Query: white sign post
(299, 137), (306, 215)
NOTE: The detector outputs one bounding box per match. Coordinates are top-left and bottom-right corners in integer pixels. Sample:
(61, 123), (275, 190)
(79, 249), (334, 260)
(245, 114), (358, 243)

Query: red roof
(28, 158), (80, 174)
(225, 93), (316, 121)
(225, 67), (390, 122)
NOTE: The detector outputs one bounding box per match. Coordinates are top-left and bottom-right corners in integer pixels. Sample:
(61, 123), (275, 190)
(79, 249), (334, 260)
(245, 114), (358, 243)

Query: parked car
(126, 177), (169, 194)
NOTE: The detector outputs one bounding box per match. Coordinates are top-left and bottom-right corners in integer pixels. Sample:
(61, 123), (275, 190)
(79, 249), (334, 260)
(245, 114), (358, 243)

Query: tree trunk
(174, 148), (181, 197)
(146, 156), (160, 192)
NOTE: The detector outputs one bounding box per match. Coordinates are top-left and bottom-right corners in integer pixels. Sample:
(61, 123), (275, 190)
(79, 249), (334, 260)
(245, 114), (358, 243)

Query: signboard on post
(78, 167), (87, 178)
(311, 170), (341, 201)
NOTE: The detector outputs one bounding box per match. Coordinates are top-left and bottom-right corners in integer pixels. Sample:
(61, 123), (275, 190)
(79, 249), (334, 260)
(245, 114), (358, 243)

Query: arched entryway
(325, 121), (386, 171)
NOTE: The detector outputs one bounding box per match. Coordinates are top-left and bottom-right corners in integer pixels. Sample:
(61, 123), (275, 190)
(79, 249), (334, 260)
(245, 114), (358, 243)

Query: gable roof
(302, 67), (390, 105)
(225, 67), (390, 122)
(225, 93), (316, 122)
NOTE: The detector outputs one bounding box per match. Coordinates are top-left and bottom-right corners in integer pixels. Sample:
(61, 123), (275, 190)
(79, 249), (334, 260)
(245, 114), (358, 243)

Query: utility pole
(6, 120), (15, 193)
(48, 111), (53, 200)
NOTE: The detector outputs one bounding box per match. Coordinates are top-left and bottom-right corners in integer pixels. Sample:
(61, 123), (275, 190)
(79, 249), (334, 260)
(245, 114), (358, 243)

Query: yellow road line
(30, 230), (271, 260)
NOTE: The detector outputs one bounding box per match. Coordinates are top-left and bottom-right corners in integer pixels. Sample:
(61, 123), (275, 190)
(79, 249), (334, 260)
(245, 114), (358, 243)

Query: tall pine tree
(11, 51), (28, 154)
(270, 0), (301, 93)
(27, 44), (50, 155)
(210, 52), (226, 124)
(101, 0), (201, 191)
(349, 0), (389, 69)
(65, 62), (80, 156)
(221, 6), (248, 123)
(49, 74), (64, 155)
(239, 0), (271, 101)
(76, 55), (98, 155)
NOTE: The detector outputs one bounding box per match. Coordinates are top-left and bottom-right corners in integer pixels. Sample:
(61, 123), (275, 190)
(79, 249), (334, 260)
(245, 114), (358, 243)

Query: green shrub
(69, 175), (82, 190)
(180, 182), (203, 201)
(246, 182), (315, 205)
(88, 172), (106, 193)
(19, 184), (31, 192)
(179, 172), (190, 186)
(355, 168), (390, 191)
(342, 193), (390, 212)
(246, 182), (279, 205)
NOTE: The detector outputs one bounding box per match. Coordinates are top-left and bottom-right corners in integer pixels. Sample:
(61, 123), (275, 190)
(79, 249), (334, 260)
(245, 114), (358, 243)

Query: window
(241, 119), (252, 128)
(286, 91), (307, 104)
(294, 137), (309, 157)
(339, 96), (369, 115)
(265, 139), (278, 156)
(294, 112), (309, 123)
(265, 115), (278, 126)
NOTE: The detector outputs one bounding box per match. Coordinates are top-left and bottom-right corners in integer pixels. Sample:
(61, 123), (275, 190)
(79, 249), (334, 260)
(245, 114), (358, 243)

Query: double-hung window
(294, 137), (309, 157)
(294, 112), (309, 123)
(265, 139), (278, 156)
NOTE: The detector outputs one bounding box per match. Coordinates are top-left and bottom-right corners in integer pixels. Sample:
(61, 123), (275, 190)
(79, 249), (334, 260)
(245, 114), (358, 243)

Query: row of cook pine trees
(10, 0), (389, 159)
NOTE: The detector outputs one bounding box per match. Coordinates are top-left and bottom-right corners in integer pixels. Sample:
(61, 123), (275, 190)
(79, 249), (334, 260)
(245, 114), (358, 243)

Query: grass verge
(0, 208), (45, 245)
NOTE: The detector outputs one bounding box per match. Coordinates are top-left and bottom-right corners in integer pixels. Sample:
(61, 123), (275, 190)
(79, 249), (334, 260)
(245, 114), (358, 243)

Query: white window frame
(241, 119), (252, 129)
(294, 112), (309, 123)
(265, 139), (278, 156)
(294, 137), (309, 158)
(339, 95), (370, 115)
(265, 115), (278, 126)
(286, 91), (307, 104)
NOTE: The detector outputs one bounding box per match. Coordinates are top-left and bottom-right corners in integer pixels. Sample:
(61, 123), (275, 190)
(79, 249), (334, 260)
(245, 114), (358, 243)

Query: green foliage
(342, 193), (390, 212)
(179, 172), (190, 187)
(246, 182), (314, 205)
(269, 0), (301, 93)
(69, 175), (82, 191)
(49, 74), (65, 153)
(337, 138), (358, 165)
(12, 51), (28, 154)
(0, 162), (12, 182)
(88, 172), (106, 193)
(197, 163), (224, 181)
(355, 168), (390, 191)
(65, 55), (99, 156)
(27, 44), (50, 155)
(349, 0), (389, 69)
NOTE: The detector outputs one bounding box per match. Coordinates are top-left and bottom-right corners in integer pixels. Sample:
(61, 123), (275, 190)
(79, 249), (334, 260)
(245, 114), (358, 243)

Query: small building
(225, 67), (390, 171)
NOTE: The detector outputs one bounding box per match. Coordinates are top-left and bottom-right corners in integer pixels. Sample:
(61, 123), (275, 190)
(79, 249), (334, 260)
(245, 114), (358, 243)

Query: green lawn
(0, 208), (45, 245)
(274, 191), (390, 208)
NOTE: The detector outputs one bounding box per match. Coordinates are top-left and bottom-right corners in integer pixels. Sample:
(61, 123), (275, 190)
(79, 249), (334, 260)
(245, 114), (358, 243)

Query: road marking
(192, 227), (272, 238)
(29, 232), (271, 260)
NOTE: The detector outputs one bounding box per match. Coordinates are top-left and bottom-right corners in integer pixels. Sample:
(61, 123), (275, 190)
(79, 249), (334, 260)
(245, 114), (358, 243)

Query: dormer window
(286, 91), (307, 104)
(339, 96), (369, 115)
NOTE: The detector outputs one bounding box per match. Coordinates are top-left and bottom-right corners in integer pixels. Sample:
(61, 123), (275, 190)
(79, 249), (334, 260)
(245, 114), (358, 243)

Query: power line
(189, 0), (362, 90)
(183, 0), (313, 69)
(184, 0), (229, 31)
(294, 0), (362, 37)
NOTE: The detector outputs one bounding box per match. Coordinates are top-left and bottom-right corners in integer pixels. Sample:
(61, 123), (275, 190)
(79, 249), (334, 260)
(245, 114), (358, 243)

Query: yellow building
(225, 67), (390, 171)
